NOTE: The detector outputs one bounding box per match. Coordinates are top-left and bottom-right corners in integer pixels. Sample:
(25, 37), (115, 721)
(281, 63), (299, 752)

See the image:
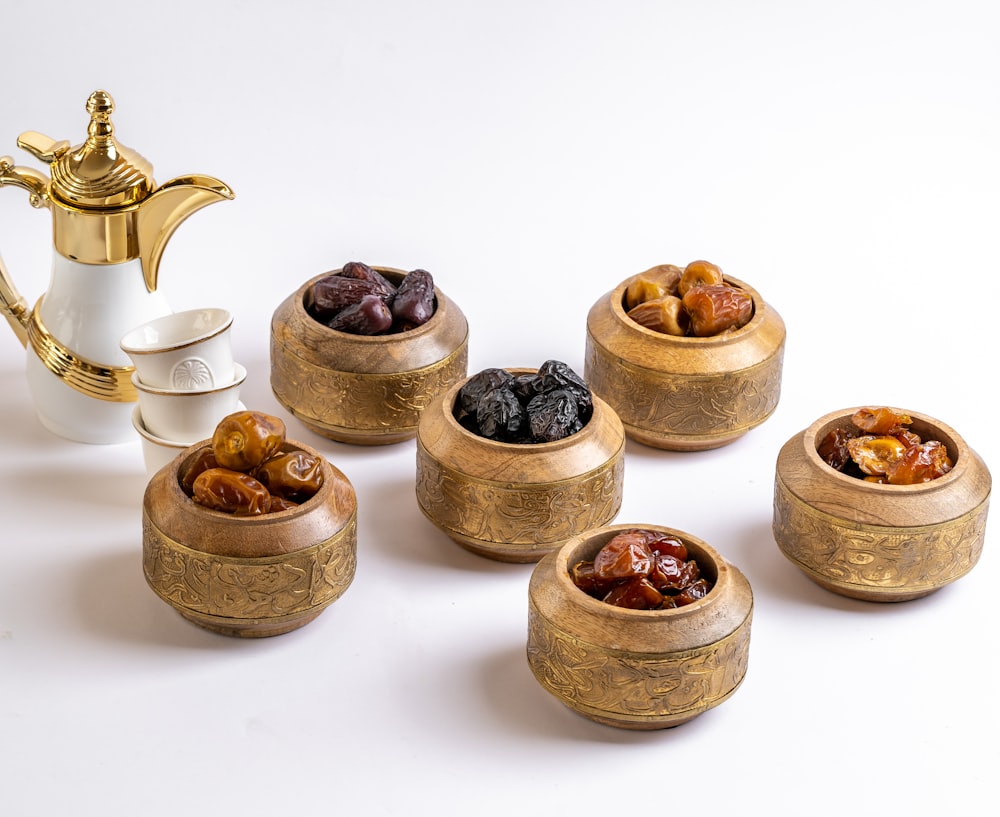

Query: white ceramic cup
(132, 363), (247, 444)
(131, 405), (191, 477)
(121, 308), (235, 390)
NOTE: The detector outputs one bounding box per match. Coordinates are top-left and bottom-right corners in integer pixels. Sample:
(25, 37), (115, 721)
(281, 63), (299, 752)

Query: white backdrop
(1, 2), (997, 814)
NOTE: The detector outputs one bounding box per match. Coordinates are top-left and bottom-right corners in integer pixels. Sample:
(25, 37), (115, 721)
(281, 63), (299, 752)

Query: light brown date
(192, 468), (271, 516)
(212, 410), (286, 473)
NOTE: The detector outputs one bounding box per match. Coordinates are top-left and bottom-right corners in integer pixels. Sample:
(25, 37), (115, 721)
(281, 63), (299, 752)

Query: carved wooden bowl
(585, 275), (785, 450)
(415, 370), (626, 563)
(527, 523), (754, 729)
(270, 266), (469, 445)
(773, 408), (992, 602)
(142, 439), (358, 637)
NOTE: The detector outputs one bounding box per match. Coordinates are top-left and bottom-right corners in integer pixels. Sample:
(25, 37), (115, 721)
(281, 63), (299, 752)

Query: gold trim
(26, 301), (136, 402)
(142, 515), (357, 622)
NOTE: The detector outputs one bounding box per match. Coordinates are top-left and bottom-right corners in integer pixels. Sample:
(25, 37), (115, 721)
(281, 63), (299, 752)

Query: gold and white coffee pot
(0, 90), (234, 443)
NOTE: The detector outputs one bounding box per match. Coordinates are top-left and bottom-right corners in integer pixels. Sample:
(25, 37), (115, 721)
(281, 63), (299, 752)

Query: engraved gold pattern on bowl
(143, 512), (357, 632)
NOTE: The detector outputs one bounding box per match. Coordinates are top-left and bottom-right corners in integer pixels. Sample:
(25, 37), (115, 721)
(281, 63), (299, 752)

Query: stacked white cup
(120, 308), (246, 476)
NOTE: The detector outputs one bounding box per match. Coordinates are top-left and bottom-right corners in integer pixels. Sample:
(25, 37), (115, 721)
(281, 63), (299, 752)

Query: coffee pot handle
(0, 155), (50, 348)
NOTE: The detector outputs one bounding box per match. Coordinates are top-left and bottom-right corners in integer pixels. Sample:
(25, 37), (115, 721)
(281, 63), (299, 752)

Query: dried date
(817, 407), (953, 484)
(192, 468), (271, 516)
(454, 361), (592, 443)
(306, 263), (437, 336)
(571, 529), (713, 610)
(390, 269), (435, 328)
(212, 410), (286, 473)
(255, 450), (325, 502)
(621, 260), (755, 338)
(682, 284), (753, 336)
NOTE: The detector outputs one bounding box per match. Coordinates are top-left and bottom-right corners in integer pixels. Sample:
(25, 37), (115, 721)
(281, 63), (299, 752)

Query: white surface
(1, 2), (997, 814)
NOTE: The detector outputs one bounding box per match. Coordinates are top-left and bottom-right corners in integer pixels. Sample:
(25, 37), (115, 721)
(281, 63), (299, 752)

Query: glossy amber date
(192, 468), (271, 516)
(678, 259), (725, 297)
(255, 451), (325, 502)
(682, 284), (753, 336)
(627, 296), (689, 336)
(593, 531), (655, 580)
(572, 528), (713, 610)
(817, 407), (954, 484)
(852, 407), (912, 435)
(212, 410), (287, 473)
(178, 447), (219, 495)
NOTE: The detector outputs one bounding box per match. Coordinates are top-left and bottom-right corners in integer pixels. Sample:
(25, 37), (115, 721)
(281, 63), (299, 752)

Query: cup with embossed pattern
(585, 273), (785, 451)
(772, 407), (991, 602)
(121, 307), (235, 391)
(527, 523), (754, 729)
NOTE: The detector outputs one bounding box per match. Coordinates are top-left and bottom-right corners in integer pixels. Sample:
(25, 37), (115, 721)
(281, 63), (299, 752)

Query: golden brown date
(677, 259), (724, 297)
(255, 451), (324, 502)
(212, 411), (286, 473)
(682, 284), (753, 336)
(178, 447), (218, 495)
(624, 264), (683, 310)
(192, 468), (271, 516)
(627, 296), (689, 336)
(621, 260), (754, 338)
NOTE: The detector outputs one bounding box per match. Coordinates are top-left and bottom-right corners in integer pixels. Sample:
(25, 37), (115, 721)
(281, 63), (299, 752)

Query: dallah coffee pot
(0, 90), (233, 443)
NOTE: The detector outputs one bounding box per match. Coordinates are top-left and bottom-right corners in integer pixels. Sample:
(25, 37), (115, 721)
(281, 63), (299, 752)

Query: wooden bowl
(270, 266), (469, 445)
(773, 408), (992, 602)
(415, 370), (626, 563)
(585, 275), (786, 450)
(142, 439), (358, 636)
(527, 523), (754, 729)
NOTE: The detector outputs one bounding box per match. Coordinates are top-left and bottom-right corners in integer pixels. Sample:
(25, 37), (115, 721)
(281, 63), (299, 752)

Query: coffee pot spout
(136, 174), (235, 292)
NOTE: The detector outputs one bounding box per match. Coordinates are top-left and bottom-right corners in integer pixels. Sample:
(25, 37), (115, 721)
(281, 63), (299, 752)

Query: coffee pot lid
(49, 90), (154, 209)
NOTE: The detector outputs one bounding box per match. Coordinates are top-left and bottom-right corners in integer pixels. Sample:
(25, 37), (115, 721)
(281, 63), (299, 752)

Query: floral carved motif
(142, 518), (357, 620)
(772, 480), (989, 591)
(585, 341), (783, 436)
(271, 339), (468, 431)
(526, 608), (751, 718)
(415, 453), (624, 546)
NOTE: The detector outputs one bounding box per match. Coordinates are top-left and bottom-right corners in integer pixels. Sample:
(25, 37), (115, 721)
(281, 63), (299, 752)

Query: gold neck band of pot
(27, 301), (137, 403)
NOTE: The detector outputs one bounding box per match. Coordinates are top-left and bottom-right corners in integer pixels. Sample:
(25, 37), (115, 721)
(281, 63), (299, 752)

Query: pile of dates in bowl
(270, 262), (469, 445)
(585, 260), (786, 451)
(141, 410), (359, 637)
(415, 361), (626, 563)
(772, 406), (992, 602)
(527, 523), (754, 730)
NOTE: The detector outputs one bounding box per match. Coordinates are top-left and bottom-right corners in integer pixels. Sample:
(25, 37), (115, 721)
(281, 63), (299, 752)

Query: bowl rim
(609, 273), (768, 345)
(552, 523), (728, 620)
(801, 406), (970, 493)
(120, 307), (232, 355)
